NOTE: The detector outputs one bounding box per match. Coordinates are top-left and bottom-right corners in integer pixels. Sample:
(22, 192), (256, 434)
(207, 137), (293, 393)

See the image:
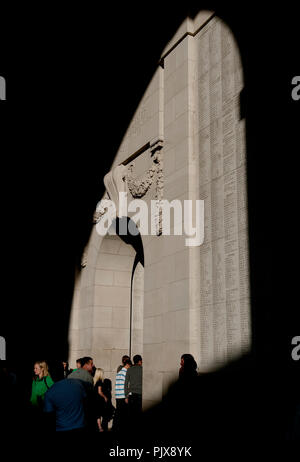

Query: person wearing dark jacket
(125, 355), (143, 427)
(67, 356), (95, 430)
(178, 353), (198, 381)
(44, 378), (87, 432)
(93, 368), (115, 432)
(62, 360), (73, 378)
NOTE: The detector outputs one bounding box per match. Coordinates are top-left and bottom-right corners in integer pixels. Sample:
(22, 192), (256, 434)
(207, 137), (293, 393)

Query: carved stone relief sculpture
(93, 139), (164, 235)
(104, 164), (127, 217)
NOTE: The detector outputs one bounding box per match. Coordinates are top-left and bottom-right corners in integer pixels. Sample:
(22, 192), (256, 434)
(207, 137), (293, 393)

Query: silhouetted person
(178, 354), (198, 381)
(62, 360), (73, 378)
(93, 368), (115, 432)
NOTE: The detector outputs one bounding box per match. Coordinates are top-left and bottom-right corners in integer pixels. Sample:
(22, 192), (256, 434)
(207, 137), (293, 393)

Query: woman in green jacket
(30, 360), (54, 408)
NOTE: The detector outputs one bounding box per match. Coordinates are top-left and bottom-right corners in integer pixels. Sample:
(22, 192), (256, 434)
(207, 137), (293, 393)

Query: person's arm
(46, 375), (54, 388)
(97, 417), (103, 432)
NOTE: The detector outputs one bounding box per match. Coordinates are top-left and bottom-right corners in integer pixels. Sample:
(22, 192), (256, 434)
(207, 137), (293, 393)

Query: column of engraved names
(237, 121), (250, 351)
(198, 17), (250, 368)
(234, 25), (250, 353)
(198, 24), (214, 370)
(221, 19), (243, 358)
(200, 17), (250, 368)
(209, 18), (228, 366)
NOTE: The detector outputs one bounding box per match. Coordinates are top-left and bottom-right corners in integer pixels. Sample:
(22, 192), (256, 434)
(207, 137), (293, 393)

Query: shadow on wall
(2, 3), (299, 444)
(115, 217), (144, 268)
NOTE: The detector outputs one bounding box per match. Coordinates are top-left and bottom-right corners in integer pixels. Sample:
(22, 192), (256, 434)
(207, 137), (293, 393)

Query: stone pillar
(131, 261), (144, 357)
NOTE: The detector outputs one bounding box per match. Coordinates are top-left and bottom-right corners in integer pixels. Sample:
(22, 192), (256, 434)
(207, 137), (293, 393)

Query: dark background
(0, 1), (299, 444)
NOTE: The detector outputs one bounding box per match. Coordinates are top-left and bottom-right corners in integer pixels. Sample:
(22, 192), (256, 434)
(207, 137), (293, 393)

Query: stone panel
(94, 285), (131, 307)
(95, 269), (114, 286)
(114, 271), (131, 287)
(92, 348), (112, 371)
(92, 327), (130, 350)
(112, 307), (130, 328)
(96, 254), (134, 272)
(93, 306), (113, 328)
(143, 316), (163, 345)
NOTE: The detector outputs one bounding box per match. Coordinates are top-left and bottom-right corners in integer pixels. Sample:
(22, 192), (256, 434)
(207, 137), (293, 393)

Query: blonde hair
(93, 367), (104, 385)
(35, 360), (50, 378)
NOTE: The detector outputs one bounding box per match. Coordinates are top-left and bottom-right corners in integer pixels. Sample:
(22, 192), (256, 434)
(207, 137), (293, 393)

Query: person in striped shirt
(113, 358), (132, 432)
(117, 355), (130, 373)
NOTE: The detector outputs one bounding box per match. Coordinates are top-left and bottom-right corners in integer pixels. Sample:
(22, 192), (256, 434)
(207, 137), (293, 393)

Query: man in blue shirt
(44, 378), (87, 432)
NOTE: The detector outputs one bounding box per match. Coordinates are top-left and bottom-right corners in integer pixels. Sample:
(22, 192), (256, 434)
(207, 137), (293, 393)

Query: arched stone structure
(69, 227), (144, 406)
(69, 11), (251, 410)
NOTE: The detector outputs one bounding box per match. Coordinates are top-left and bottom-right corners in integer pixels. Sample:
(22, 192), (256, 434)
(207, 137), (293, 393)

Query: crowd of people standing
(1, 351), (300, 440)
(28, 353), (148, 433)
(27, 353), (199, 433)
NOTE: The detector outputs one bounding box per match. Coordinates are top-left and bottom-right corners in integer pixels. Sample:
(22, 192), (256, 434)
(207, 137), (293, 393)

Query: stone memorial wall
(194, 16), (250, 370)
(68, 12), (251, 409)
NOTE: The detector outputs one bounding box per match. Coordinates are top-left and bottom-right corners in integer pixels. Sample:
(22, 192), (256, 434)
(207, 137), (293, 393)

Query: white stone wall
(68, 11), (250, 411)
(92, 234), (134, 387)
